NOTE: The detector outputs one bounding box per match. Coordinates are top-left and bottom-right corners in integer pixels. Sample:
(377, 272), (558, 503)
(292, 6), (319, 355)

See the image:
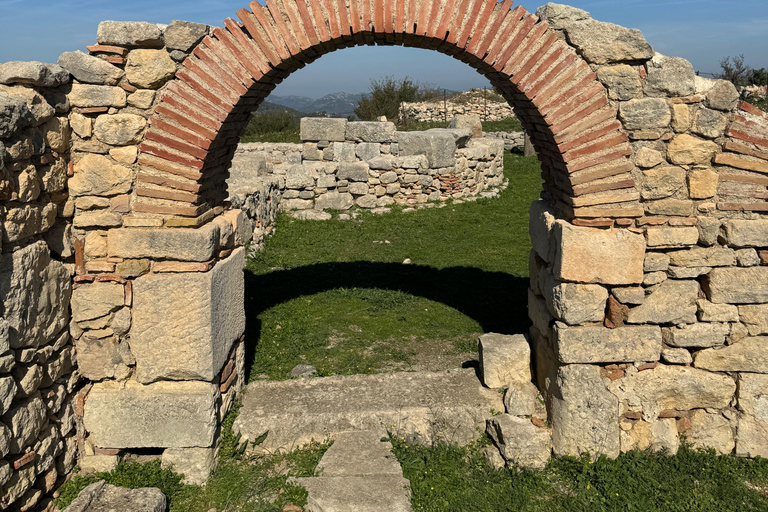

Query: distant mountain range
(263, 92), (364, 117)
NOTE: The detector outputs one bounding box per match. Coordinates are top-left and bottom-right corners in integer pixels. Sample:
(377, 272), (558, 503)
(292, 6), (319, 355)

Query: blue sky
(1, 0), (766, 98)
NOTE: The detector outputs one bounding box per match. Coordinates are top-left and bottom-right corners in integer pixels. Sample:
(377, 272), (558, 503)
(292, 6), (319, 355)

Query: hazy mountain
(267, 92), (363, 117)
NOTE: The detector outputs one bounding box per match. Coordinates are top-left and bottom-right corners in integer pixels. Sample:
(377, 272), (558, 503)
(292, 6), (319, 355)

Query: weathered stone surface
(694, 336), (768, 373)
(71, 282), (124, 323)
(697, 299), (739, 322)
(0, 61), (68, 87)
(662, 322), (729, 348)
(1, 394), (45, 454)
(355, 142), (380, 161)
(108, 223), (219, 262)
(70, 112), (92, 138)
(164, 20), (209, 52)
(552, 222), (645, 285)
(539, 271), (607, 325)
(723, 219), (768, 247)
(619, 99), (670, 130)
(553, 324), (661, 364)
(161, 446), (216, 485)
(644, 198), (694, 217)
(736, 373), (768, 458)
(127, 89), (155, 109)
(596, 65), (642, 101)
(487, 415), (551, 469)
(97, 21), (164, 47)
(63, 480), (166, 512)
(0, 377), (16, 416)
(70, 154), (133, 197)
(355, 195), (378, 209)
(687, 168), (718, 199)
(0, 94), (33, 138)
(68, 84), (126, 108)
(93, 114), (147, 145)
(337, 162), (369, 182)
(2, 464), (35, 506)
(315, 191), (354, 210)
(84, 380), (219, 448)
(645, 226), (699, 247)
(0, 242), (70, 349)
(346, 121), (397, 143)
(627, 280), (699, 325)
(396, 130), (456, 168)
(661, 347), (692, 364)
(58, 51), (124, 85)
(535, 3), (590, 30)
(503, 380), (539, 417)
(563, 19), (653, 64)
(692, 108), (727, 139)
(739, 305), (768, 336)
(42, 116), (70, 153)
(285, 164), (316, 189)
(668, 247), (736, 267)
(686, 410), (734, 455)
(551, 364), (619, 457)
(670, 103), (691, 132)
(612, 287), (645, 305)
(0, 85), (54, 124)
(705, 79), (739, 111)
(614, 365), (735, 420)
(634, 147), (663, 168)
(641, 166), (685, 200)
(667, 134), (718, 165)
(644, 252), (670, 272)
(132, 249), (244, 383)
(301, 118), (347, 142)
(3, 203), (58, 243)
(448, 114), (483, 138)
(367, 155), (395, 170)
(125, 50), (176, 89)
(644, 54), (696, 97)
(478, 333), (531, 388)
(704, 267), (768, 304)
(75, 336), (131, 381)
(529, 201), (556, 262)
(620, 418), (679, 454)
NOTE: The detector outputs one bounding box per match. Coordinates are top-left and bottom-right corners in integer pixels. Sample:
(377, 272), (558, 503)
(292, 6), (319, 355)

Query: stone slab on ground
(63, 480), (165, 512)
(296, 475), (413, 512)
(234, 369), (502, 451)
(315, 430), (402, 477)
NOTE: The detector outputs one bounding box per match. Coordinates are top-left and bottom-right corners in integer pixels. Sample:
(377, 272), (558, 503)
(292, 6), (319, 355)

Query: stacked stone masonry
(0, 0), (766, 506)
(400, 92), (516, 122)
(227, 116), (506, 219)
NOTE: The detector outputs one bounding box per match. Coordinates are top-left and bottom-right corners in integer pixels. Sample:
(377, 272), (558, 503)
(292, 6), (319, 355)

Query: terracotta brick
(320, 0), (339, 40)
(219, 358), (236, 384)
(500, 20), (549, 76)
(511, 31), (557, 83)
(572, 177), (634, 197)
(74, 238), (86, 275)
(106, 56), (127, 66)
(717, 202), (768, 212)
(568, 160), (634, 187)
(759, 250), (768, 265)
(493, 14), (535, 72)
(280, 0), (313, 50)
(564, 133), (628, 163)
(543, 81), (604, 121)
(719, 172), (768, 187)
(469, 0), (514, 57)
(13, 451), (36, 470)
(118, 81), (138, 93)
(517, 44), (565, 92)
(246, 4), (291, 60)
(215, 24), (270, 75)
(558, 120), (622, 154)
(134, 202), (209, 217)
(571, 205), (644, 219)
(555, 107), (617, 145)
(136, 187), (202, 204)
(349, 0), (362, 33)
(434, 0), (458, 40)
(297, 0), (322, 45)
(176, 69), (235, 111)
(386, 0), (398, 34)
(445, 0), (472, 43)
(724, 140), (768, 162)
(550, 95), (608, 136)
(220, 366), (238, 393)
(483, 8), (525, 67)
(729, 128), (768, 149)
(734, 115), (768, 133)
(415, 0), (428, 36)
(526, 52), (577, 99)
(540, 71), (597, 113)
(152, 260), (215, 273)
(156, 106), (217, 142)
(145, 130), (209, 161)
(153, 118), (212, 150)
(78, 106), (109, 114)
(572, 218), (614, 228)
(739, 100), (768, 119)
(87, 44), (129, 56)
(140, 141), (204, 170)
(456, 0), (489, 48)
(198, 42), (255, 92)
(86, 261), (117, 273)
(67, 160), (74, 177)
(265, 0), (302, 54)
(715, 153), (768, 174)
(337, 0), (352, 35)
(187, 53), (248, 98)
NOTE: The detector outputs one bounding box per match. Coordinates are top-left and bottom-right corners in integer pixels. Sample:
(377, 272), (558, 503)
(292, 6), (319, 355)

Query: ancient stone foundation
(0, 0), (767, 507)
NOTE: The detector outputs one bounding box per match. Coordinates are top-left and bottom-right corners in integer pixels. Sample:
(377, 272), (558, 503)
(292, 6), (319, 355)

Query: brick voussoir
(471, 0), (515, 58)
(567, 145), (632, 173)
(568, 159), (635, 187)
(483, 5), (526, 66)
(543, 81), (605, 121)
(517, 43), (566, 92)
(194, 44), (254, 92)
(571, 176), (635, 197)
(295, 0), (322, 46)
(549, 94), (609, 134)
(500, 20), (550, 77)
(228, 15), (277, 70)
(525, 52), (578, 99)
(539, 70), (597, 113)
(510, 31), (558, 83)
(140, 141), (205, 170)
(279, 0), (313, 50)
(492, 14), (535, 72)
(444, 0), (471, 43)
(152, 118), (213, 150)
(247, 3), (292, 60)
(336, 0), (351, 36)
(188, 53), (249, 97)
(558, 120), (623, 154)
(137, 173), (203, 193)
(563, 133), (629, 163)
(724, 141), (768, 161)
(169, 81), (229, 122)
(155, 104), (219, 139)
(433, 0), (458, 40)
(265, 0), (302, 54)
(136, 187), (203, 204)
(145, 129), (210, 161)
(320, 0), (338, 40)
(213, 27), (269, 78)
(729, 128), (768, 149)
(176, 69), (236, 111)
(138, 154), (205, 181)
(554, 107), (618, 145)
(458, 0), (495, 48)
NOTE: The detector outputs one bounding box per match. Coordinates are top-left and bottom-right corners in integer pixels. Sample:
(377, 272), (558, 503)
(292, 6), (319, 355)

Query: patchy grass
(747, 96), (768, 112)
(244, 153), (542, 380)
(391, 438), (768, 512)
(482, 116), (523, 132)
(56, 405), (330, 512)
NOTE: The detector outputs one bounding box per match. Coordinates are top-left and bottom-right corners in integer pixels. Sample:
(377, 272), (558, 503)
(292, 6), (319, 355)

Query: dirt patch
(378, 334), (479, 373)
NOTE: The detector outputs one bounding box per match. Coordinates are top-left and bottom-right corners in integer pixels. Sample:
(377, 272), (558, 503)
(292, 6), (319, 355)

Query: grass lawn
(244, 152), (542, 380)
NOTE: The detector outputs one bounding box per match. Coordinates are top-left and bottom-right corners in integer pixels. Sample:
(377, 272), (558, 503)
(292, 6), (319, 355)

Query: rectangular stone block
(529, 201), (556, 262)
(724, 219), (768, 248)
(478, 333), (531, 388)
(662, 322), (729, 348)
(83, 380), (219, 449)
(540, 271), (608, 325)
(300, 118), (347, 142)
(667, 247), (736, 267)
(737, 373), (768, 458)
(396, 130), (456, 168)
(704, 267), (768, 304)
(552, 324), (662, 364)
(108, 223), (219, 262)
(552, 221), (645, 285)
(131, 248), (245, 383)
(345, 121), (396, 143)
(694, 336), (768, 373)
(739, 305), (768, 336)
(645, 226), (698, 247)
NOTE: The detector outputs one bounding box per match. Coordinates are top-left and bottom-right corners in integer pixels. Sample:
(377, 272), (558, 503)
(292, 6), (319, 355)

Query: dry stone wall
(228, 117), (506, 221)
(400, 94), (516, 122)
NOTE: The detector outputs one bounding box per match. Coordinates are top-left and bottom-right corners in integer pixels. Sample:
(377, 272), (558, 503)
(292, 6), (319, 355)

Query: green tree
(750, 67), (768, 87)
(354, 76), (432, 121)
(718, 54), (752, 86)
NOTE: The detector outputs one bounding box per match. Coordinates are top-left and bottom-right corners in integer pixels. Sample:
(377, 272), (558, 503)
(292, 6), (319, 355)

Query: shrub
(354, 76), (441, 121)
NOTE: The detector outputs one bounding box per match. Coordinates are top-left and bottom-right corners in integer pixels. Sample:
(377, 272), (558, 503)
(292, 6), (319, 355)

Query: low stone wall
(0, 69), (78, 510)
(227, 118), (506, 220)
(482, 131), (525, 152)
(400, 95), (515, 122)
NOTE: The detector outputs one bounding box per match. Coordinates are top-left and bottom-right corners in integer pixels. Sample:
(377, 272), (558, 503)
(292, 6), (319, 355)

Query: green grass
(391, 437), (768, 512)
(244, 153), (542, 380)
(747, 96), (768, 112)
(241, 128), (302, 144)
(56, 405), (330, 512)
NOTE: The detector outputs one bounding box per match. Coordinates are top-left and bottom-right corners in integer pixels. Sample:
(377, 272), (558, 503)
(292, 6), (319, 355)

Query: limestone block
(661, 347), (692, 364)
(667, 134), (718, 165)
(79, 454), (120, 475)
(162, 446), (217, 485)
(448, 114), (482, 138)
(644, 252), (669, 272)
(108, 223), (219, 261)
(57, 51), (124, 85)
(367, 155), (396, 170)
(345, 121), (396, 143)
(596, 65), (642, 100)
(93, 114), (147, 145)
(3, 203), (57, 243)
(551, 221), (645, 285)
(686, 410), (734, 455)
(68, 84), (126, 108)
(63, 480), (166, 512)
(70, 154), (132, 197)
(627, 280), (699, 325)
(736, 373), (768, 457)
(97, 21), (164, 47)
(355, 142), (380, 161)
(697, 299), (739, 323)
(127, 89), (156, 109)
(535, 3), (590, 30)
(662, 322), (729, 348)
(132, 248), (244, 383)
(2, 465), (35, 507)
(641, 166), (685, 200)
(0, 94), (33, 139)
(11, 364), (41, 398)
(487, 415), (551, 469)
(1, 394), (46, 454)
(396, 130), (456, 168)
(0, 377), (16, 416)
(705, 79), (739, 111)
(670, 104), (691, 132)
(529, 200), (556, 262)
(42, 116), (70, 153)
(71, 282), (124, 323)
(315, 191), (354, 210)
(739, 305), (768, 336)
(704, 267), (768, 304)
(75, 336), (132, 381)
(644, 54), (696, 97)
(620, 418), (679, 454)
(285, 164), (316, 189)
(69, 112), (91, 138)
(301, 118), (347, 142)
(539, 272), (607, 325)
(692, 108), (727, 139)
(645, 226), (698, 247)
(618, 98), (671, 130)
(552, 324), (661, 364)
(348, 182), (368, 195)
(614, 365), (735, 420)
(503, 380), (539, 417)
(634, 147), (663, 168)
(478, 333), (531, 388)
(687, 168), (718, 199)
(125, 50), (176, 89)
(84, 379), (219, 448)
(612, 287), (645, 305)
(668, 247), (736, 267)
(221, 209), (252, 246)
(0, 61), (69, 88)
(563, 19), (653, 64)
(164, 20), (209, 52)
(0, 84), (54, 124)
(337, 162), (369, 182)
(73, 210), (123, 228)
(643, 198), (694, 217)
(551, 364), (619, 457)
(694, 336), (768, 373)
(723, 219), (768, 247)
(528, 289), (553, 335)
(0, 241), (70, 349)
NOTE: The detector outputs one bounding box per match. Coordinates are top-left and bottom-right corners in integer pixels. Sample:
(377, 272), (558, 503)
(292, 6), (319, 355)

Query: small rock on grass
(291, 365), (317, 378)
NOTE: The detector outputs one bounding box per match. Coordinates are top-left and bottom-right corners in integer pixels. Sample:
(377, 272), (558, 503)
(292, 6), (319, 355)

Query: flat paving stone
(295, 475), (413, 512)
(316, 430), (402, 476)
(234, 369), (502, 451)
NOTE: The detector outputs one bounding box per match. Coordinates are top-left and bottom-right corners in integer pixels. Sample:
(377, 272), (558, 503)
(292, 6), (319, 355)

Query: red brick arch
(137, 0), (637, 220)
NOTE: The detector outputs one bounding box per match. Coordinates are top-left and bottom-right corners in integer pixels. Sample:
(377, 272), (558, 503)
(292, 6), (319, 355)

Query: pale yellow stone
(109, 146), (138, 165)
(667, 134), (719, 165)
(688, 168), (718, 199)
(125, 50), (176, 89)
(670, 104), (690, 132)
(70, 112), (92, 139)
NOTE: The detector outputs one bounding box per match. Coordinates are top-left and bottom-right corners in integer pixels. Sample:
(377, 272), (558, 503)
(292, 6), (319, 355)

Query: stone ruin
(0, 0), (766, 509)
